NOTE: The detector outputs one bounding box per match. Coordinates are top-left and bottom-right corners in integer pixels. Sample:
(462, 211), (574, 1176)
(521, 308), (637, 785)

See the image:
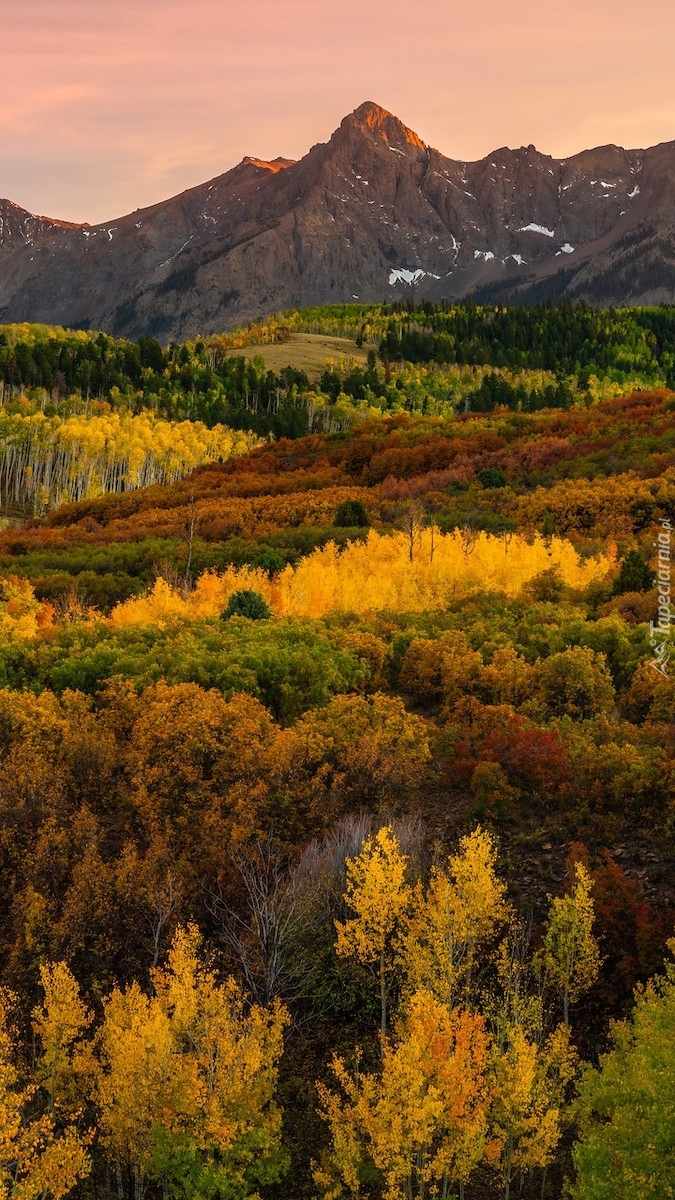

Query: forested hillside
(0, 306), (673, 1200)
(1, 301), (674, 450)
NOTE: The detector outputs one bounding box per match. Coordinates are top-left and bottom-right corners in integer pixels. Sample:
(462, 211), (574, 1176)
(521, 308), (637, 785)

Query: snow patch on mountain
(388, 268), (440, 285)
(518, 223), (555, 237)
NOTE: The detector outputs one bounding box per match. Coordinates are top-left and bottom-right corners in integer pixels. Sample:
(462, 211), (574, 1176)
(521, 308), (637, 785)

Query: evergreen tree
(223, 589), (272, 620)
(614, 550), (656, 594)
(334, 499), (370, 528)
(477, 468), (507, 489)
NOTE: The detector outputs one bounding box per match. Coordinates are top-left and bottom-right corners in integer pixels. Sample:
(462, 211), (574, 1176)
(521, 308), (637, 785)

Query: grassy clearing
(225, 332), (369, 378)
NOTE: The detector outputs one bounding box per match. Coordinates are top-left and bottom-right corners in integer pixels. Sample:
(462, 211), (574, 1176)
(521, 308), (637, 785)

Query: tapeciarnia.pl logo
(649, 517), (673, 677)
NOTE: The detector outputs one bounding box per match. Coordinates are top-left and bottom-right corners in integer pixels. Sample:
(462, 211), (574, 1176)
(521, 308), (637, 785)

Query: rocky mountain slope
(2, 102), (675, 340)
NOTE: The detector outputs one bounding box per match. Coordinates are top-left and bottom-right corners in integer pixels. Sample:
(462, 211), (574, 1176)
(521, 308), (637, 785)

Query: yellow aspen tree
(491, 926), (545, 1049)
(489, 1023), (577, 1200)
(31, 962), (93, 1118)
(106, 530), (616, 626)
(401, 828), (510, 1010)
(0, 578), (53, 642)
(315, 989), (493, 1200)
(95, 981), (177, 1197)
(0, 411), (260, 509)
(0, 990), (90, 1200)
(95, 925), (288, 1200)
(542, 863), (601, 1027)
(486, 921), (582, 1200)
(335, 827), (412, 1037)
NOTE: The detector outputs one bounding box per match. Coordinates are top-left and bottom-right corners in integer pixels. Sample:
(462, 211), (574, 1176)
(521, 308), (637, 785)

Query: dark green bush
(614, 550), (656, 595)
(249, 547), (288, 576)
(477, 467), (507, 489)
(222, 590), (272, 620)
(334, 499), (370, 528)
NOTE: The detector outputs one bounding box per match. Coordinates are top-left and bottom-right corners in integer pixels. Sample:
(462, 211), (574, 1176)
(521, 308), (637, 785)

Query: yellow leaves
(378, 993), (492, 1191)
(489, 1022), (578, 1186)
(0, 411), (261, 511)
(0, 926), (289, 1198)
(32, 963), (92, 1116)
(108, 568), (272, 629)
(336, 827), (412, 967)
(336, 826), (510, 1028)
(336, 825), (511, 1047)
(0, 990), (90, 1200)
(0, 577), (53, 641)
(0, 994), (28, 1161)
(448, 829), (510, 947)
(108, 577), (189, 629)
(151, 924), (204, 1036)
(279, 528), (613, 614)
(8, 1129), (90, 1200)
(316, 992), (493, 1200)
(336, 826), (413, 1037)
(314, 1059), (365, 1200)
(97, 981), (183, 1160)
(401, 829), (510, 1010)
(96, 924), (288, 1178)
(108, 528), (615, 627)
(324, 826), (585, 1196)
(543, 862), (601, 1025)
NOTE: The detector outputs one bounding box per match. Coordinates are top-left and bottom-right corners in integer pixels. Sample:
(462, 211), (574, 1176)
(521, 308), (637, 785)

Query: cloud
(0, 84), (95, 137)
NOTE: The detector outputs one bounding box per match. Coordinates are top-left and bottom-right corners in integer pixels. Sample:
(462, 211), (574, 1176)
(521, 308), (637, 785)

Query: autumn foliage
(0, 341), (671, 1200)
(320, 826), (592, 1200)
(106, 529), (615, 626)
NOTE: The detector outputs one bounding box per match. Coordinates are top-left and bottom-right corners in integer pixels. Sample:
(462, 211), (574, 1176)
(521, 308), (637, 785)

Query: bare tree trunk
(380, 944), (387, 1042)
(183, 492), (196, 596)
(504, 1137), (513, 1200)
(204, 838), (313, 1006)
(406, 503), (425, 562)
(145, 871), (179, 969)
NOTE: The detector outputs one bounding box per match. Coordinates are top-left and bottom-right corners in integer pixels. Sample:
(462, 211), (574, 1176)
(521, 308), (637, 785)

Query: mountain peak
(343, 101), (426, 151)
(351, 100), (393, 126)
(242, 156), (295, 172)
(0, 104), (671, 337)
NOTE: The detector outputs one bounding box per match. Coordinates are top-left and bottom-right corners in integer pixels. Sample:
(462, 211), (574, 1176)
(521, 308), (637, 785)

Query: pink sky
(2, 0), (675, 224)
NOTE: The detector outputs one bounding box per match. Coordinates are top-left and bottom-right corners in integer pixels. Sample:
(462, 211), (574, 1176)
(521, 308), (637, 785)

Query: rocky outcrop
(0, 199), (83, 253)
(1, 102), (675, 339)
